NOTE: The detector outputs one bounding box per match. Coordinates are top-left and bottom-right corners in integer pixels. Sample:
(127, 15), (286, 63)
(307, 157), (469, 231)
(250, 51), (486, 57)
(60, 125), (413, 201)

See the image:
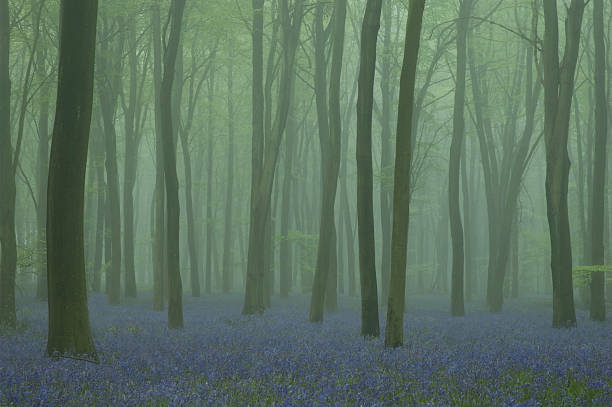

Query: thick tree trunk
(384, 0), (425, 348)
(0, 0), (16, 327)
(590, 0), (607, 321)
(46, 0), (98, 359)
(356, 0), (382, 337)
(160, 0), (186, 329)
(205, 70), (215, 294)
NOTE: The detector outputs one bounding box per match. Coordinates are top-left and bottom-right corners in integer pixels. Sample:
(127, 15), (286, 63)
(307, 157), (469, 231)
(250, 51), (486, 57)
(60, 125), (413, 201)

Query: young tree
(384, 0), (426, 348)
(160, 0), (186, 329)
(541, 0), (585, 327)
(356, 0), (382, 337)
(46, 0), (98, 359)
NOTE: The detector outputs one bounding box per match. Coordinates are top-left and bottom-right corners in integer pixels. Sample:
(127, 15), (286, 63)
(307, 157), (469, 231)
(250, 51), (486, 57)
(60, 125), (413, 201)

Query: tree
(222, 46), (235, 294)
(589, 0), (607, 321)
(356, 0), (382, 337)
(243, 0), (304, 315)
(448, 0), (472, 317)
(310, 0), (347, 322)
(541, 0), (585, 327)
(0, 0), (17, 328)
(384, 0), (426, 348)
(160, 0), (186, 329)
(46, 0), (98, 359)
(97, 15), (124, 305)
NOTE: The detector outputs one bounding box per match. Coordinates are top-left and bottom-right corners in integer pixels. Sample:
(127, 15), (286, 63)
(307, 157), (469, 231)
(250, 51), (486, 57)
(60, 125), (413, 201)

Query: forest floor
(0, 292), (610, 406)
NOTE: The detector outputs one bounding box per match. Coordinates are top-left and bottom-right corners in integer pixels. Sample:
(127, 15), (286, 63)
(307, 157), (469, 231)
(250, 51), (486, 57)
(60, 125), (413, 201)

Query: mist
(0, 0), (611, 405)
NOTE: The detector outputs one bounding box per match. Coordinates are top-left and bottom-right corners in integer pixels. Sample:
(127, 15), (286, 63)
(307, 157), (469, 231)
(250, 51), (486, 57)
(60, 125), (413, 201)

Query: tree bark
(97, 17), (124, 305)
(0, 0), (17, 327)
(356, 0), (382, 337)
(590, 0), (607, 321)
(384, 0), (425, 348)
(46, 0), (98, 359)
(449, 0), (472, 317)
(160, 0), (186, 329)
(542, 0), (585, 328)
(222, 50), (235, 293)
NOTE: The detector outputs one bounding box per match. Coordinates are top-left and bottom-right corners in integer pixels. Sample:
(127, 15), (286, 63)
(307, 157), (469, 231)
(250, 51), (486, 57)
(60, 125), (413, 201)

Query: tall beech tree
(448, 0), (472, 317)
(541, 0), (585, 328)
(310, 0), (347, 322)
(385, 0), (426, 348)
(0, 0), (17, 327)
(160, 0), (187, 329)
(243, 0), (304, 315)
(46, 0), (98, 359)
(97, 15), (124, 305)
(356, 0), (382, 337)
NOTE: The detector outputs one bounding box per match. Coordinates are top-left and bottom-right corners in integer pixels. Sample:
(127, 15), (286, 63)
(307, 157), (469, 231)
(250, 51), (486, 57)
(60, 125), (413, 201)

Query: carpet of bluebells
(0, 293), (610, 406)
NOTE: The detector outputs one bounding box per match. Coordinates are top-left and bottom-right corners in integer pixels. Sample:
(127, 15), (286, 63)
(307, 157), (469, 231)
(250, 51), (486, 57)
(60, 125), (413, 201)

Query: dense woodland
(0, 0), (611, 381)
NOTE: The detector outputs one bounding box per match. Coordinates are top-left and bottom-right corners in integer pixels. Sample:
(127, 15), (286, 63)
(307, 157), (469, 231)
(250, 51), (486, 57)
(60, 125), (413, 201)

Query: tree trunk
(35, 48), (49, 300)
(384, 0), (425, 348)
(449, 0), (472, 317)
(356, 0), (382, 337)
(310, 0), (344, 321)
(0, 0), (17, 327)
(243, 0), (304, 314)
(221, 50), (235, 294)
(378, 1), (393, 307)
(46, 0), (98, 359)
(97, 17), (124, 305)
(542, 0), (584, 328)
(590, 0), (607, 321)
(152, 4), (165, 311)
(160, 0), (186, 329)
(205, 69), (215, 294)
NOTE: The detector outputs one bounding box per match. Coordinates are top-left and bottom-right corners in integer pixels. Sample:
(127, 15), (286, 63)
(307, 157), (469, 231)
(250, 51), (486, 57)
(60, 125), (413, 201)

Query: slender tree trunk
(46, 0), (98, 359)
(35, 49), (49, 300)
(590, 0), (607, 321)
(152, 4), (165, 311)
(0, 0), (17, 327)
(160, 0), (186, 329)
(205, 70), (215, 294)
(310, 0), (345, 321)
(97, 17), (123, 305)
(356, 0), (382, 337)
(222, 51), (235, 294)
(542, 0), (584, 327)
(384, 0), (425, 348)
(92, 128), (105, 293)
(243, 0), (304, 314)
(379, 1), (393, 306)
(449, 0), (472, 317)
(279, 93), (297, 299)
(122, 21), (142, 299)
